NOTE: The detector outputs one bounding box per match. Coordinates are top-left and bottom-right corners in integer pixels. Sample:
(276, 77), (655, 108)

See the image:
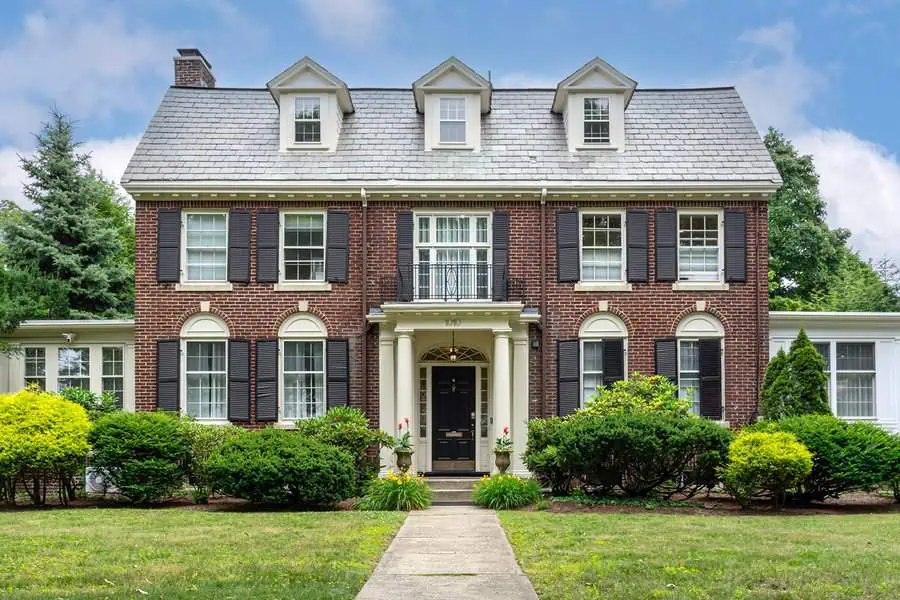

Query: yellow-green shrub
(721, 431), (812, 509)
(0, 389), (91, 505)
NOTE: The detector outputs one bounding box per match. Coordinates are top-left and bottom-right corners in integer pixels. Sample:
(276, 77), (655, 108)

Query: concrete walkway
(355, 505), (539, 600)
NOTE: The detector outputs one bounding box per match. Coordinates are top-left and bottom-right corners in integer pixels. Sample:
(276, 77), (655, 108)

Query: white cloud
(296, 0), (390, 45)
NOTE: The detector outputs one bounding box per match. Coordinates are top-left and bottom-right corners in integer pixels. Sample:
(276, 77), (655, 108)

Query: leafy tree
(2, 111), (133, 321)
(817, 249), (900, 312)
(787, 329), (831, 416)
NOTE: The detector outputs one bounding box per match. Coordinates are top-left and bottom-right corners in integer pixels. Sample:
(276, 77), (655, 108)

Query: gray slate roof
(122, 87), (780, 186)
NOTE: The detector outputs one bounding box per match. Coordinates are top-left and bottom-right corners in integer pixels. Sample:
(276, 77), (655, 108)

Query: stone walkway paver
(355, 505), (539, 599)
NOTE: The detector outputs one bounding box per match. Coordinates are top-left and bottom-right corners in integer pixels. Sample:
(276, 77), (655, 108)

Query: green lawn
(500, 511), (900, 600)
(0, 508), (405, 599)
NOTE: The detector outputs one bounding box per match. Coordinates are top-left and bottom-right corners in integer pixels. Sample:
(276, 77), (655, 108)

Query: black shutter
(256, 210), (279, 283)
(228, 340), (250, 422)
(626, 211), (649, 283)
(326, 210), (350, 283)
(724, 210), (747, 283)
(699, 338), (723, 419)
(326, 339), (349, 409)
(655, 210), (677, 282)
(557, 340), (580, 416)
(492, 210), (509, 301)
(255, 339), (278, 421)
(602, 339), (626, 387)
(156, 340), (179, 412)
(655, 339), (678, 384)
(396, 211), (414, 301)
(556, 210), (580, 282)
(157, 208), (181, 283)
(228, 210), (250, 283)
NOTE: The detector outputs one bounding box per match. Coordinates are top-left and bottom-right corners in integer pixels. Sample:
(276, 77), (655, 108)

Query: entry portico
(369, 302), (538, 475)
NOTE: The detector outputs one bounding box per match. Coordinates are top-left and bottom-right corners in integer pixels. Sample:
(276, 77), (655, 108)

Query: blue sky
(1, 0), (898, 261)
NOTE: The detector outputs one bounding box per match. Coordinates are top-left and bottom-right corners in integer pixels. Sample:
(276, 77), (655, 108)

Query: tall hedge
(761, 329), (830, 419)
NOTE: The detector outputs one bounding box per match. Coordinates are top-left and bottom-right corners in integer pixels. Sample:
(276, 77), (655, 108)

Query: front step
(426, 476), (481, 505)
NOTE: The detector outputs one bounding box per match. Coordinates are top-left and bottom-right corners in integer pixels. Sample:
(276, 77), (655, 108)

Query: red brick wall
(135, 197), (768, 428)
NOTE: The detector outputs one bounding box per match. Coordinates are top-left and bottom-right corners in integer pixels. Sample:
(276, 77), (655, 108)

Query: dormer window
(294, 97), (321, 144)
(439, 97), (467, 144)
(583, 97), (610, 145)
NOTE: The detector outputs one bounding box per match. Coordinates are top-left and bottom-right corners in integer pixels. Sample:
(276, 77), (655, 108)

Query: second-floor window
(294, 97), (321, 144)
(415, 214), (490, 300)
(282, 213), (326, 282)
(584, 97), (610, 144)
(439, 97), (466, 144)
(184, 212), (227, 282)
(678, 212), (721, 282)
(581, 213), (624, 282)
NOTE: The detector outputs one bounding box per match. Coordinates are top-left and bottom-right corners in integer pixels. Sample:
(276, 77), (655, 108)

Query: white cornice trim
(769, 311), (900, 324)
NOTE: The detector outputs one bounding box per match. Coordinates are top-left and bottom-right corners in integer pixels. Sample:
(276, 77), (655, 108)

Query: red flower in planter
(503, 426), (510, 435)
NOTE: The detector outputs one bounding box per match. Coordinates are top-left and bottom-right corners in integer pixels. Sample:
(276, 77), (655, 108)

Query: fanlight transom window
(421, 346), (488, 362)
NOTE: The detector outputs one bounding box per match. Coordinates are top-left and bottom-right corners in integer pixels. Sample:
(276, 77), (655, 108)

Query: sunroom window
(24, 348), (46, 390)
(836, 342), (875, 417)
(58, 347), (90, 390)
(415, 214), (490, 300)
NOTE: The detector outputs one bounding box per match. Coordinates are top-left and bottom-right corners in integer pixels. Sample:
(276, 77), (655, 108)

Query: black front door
(432, 366), (476, 472)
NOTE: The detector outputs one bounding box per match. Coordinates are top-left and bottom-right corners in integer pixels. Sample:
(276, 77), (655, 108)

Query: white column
(395, 331), (415, 457)
(378, 329), (396, 473)
(492, 329), (511, 473)
(512, 328), (530, 476)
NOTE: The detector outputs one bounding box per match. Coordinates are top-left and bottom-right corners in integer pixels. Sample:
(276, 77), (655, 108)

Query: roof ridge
(169, 85), (737, 94)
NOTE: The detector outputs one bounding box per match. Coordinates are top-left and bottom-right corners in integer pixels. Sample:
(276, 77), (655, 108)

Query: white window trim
(278, 337), (327, 426)
(413, 211), (493, 302)
(811, 339), (877, 419)
(180, 338), (230, 425)
(438, 96), (468, 146)
(578, 337), (628, 409)
(292, 95), (323, 146)
(674, 208), (725, 286)
(578, 209), (627, 286)
(181, 210), (229, 285)
(582, 96), (612, 147)
(279, 210), (327, 285)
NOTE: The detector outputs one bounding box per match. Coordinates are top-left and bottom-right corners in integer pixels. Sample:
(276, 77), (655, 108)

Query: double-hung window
(58, 347), (90, 390)
(581, 341), (604, 405)
(583, 97), (610, 144)
(102, 346), (125, 407)
(185, 341), (227, 420)
(581, 213), (624, 281)
(678, 340), (701, 415)
(282, 213), (325, 282)
(439, 97), (466, 144)
(678, 212), (721, 282)
(282, 341), (325, 420)
(415, 214), (490, 300)
(184, 212), (227, 282)
(294, 97), (321, 144)
(836, 342), (876, 417)
(813, 342), (831, 403)
(24, 348), (46, 390)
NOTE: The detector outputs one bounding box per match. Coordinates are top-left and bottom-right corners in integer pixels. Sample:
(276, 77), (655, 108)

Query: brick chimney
(174, 48), (215, 88)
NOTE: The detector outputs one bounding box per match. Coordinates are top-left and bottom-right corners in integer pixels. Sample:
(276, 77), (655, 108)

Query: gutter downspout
(539, 187), (548, 419)
(754, 199), (762, 423)
(360, 187), (369, 418)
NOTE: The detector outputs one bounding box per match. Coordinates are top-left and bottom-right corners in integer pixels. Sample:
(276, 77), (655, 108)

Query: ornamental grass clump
(472, 474), (542, 510)
(720, 430), (813, 509)
(356, 470), (432, 511)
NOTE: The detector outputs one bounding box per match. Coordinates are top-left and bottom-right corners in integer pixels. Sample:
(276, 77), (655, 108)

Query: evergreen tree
(818, 249), (900, 312)
(3, 111), (133, 319)
(786, 329), (831, 416)
(760, 348), (789, 419)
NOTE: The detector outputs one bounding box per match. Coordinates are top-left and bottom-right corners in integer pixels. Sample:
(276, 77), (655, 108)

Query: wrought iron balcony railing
(377, 263), (526, 304)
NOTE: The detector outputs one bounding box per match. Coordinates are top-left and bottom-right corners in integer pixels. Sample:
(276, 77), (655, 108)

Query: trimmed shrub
(205, 428), (354, 507)
(721, 431), (813, 509)
(891, 435), (900, 503)
(473, 474), (542, 510)
(356, 470), (432, 510)
(762, 330), (830, 420)
(180, 420), (243, 504)
(294, 406), (393, 495)
(760, 348), (789, 419)
(761, 415), (897, 502)
(0, 389), (91, 505)
(556, 412), (732, 498)
(582, 373), (691, 418)
(58, 387), (120, 421)
(89, 411), (188, 504)
(523, 417), (570, 495)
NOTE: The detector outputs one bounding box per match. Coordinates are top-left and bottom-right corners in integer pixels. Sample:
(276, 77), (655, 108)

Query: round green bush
(89, 411), (188, 504)
(721, 430), (812, 508)
(473, 474), (542, 509)
(755, 414), (897, 502)
(205, 428), (355, 507)
(581, 373), (691, 417)
(0, 389), (91, 505)
(180, 419), (243, 504)
(523, 416), (571, 495)
(555, 412), (733, 498)
(356, 470), (432, 511)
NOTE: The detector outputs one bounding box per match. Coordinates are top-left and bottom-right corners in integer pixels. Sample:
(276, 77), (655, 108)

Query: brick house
(120, 49), (780, 475)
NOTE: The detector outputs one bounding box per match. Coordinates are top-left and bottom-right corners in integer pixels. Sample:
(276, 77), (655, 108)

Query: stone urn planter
(395, 448), (414, 473)
(494, 450), (511, 474)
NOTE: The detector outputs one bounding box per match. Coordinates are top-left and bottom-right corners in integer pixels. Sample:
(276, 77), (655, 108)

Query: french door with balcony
(415, 214), (491, 301)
